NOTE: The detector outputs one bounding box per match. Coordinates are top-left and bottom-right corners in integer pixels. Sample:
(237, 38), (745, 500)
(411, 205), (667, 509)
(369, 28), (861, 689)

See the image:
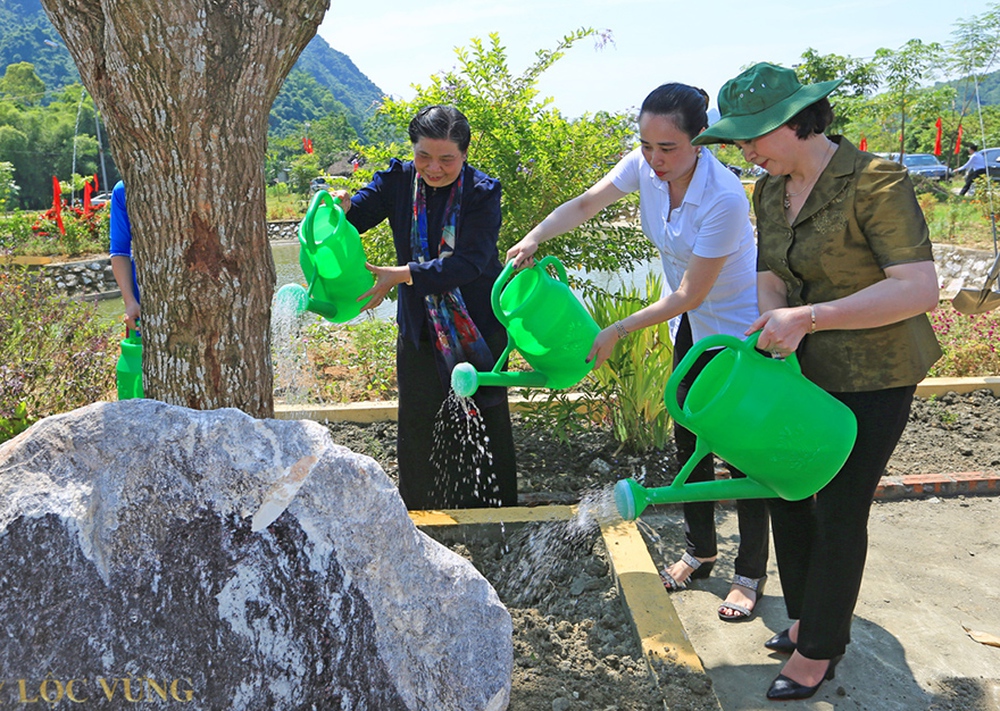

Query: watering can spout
(451, 362), (549, 398)
(614, 476), (782, 521)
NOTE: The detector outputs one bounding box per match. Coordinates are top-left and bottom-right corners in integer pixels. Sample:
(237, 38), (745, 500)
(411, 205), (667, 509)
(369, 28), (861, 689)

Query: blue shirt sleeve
(108, 181), (132, 257)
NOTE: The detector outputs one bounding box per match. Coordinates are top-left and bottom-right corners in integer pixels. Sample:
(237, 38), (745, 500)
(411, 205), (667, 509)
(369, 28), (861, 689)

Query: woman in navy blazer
(334, 106), (516, 510)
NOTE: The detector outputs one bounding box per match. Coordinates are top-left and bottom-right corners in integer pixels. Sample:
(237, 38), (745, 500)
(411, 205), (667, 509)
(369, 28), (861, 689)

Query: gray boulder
(0, 400), (511, 710)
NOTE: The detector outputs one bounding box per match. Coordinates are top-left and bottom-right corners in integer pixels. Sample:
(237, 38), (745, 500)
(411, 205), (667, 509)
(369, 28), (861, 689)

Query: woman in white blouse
(508, 83), (768, 622)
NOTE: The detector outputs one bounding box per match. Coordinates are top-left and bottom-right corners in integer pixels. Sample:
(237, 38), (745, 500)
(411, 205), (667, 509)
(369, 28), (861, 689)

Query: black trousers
(396, 328), (517, 510)
(672, 314), (770, 579)
(960, 168), (986, 195)
(768, 385), (915, 660)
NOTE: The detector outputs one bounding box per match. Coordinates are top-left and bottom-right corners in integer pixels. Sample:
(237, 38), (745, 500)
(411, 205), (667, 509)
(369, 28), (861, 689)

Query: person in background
(332, 105), (517, 510)
(507, 83), (771, 623)
(108, 180), (140, 331)
(957, 143), (989, 196)
(693, 62), (941, 700)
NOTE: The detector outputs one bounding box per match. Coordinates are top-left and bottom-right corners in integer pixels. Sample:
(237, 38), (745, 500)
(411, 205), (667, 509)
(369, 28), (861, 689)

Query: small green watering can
(614, 332), (858, 520)
(275, 191), (373, 322)
(451, 256), (600, 397)
(116, 324), (144, 400)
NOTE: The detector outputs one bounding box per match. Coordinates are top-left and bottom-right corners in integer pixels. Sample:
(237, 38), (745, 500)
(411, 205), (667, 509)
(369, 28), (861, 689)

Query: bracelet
(614, 320), (628, 340)
(809, 304), (816, 334)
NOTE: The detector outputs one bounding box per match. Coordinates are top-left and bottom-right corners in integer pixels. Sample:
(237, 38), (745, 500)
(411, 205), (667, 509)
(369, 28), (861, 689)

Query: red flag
(302, 137), (313, 154)
(83, 180), (93, 213)
(52, 176), (65, 236)
(307, 138), (314, 154)
(934, 118), (943, 156)
(93, 173), (99, 192)
(859, 135), (868, 151)
(954, 125), (963, 155)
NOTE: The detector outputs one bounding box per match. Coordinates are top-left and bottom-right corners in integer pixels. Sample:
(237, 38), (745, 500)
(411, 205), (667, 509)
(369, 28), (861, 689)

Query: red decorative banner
(934, 118), (943, 156)
(52, 176), (65, 236)
(955, 125), (963, 155)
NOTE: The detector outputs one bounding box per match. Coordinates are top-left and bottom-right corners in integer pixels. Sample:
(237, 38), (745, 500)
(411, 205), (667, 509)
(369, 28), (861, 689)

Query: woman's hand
(330, 189), (352, 213)
(585, 325), (620, 369)
(747, 305), (812, 358)
(505, 235), (539, 268)
(359, 263), (410, 311)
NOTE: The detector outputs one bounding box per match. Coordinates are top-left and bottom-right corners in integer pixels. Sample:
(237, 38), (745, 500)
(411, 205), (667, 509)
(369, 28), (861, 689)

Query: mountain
(936, 70), (1000, 108)
(0, 0), (79, 91)
(0, 0), (383, 130)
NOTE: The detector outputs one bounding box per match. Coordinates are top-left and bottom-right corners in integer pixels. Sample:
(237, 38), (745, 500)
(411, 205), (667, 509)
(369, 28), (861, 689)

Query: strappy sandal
(659, 551), (716, 591)
(717, 574), (767, 622)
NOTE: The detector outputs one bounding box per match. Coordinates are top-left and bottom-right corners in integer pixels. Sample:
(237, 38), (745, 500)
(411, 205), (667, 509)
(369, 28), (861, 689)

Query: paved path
(642, 496), (1000, 710)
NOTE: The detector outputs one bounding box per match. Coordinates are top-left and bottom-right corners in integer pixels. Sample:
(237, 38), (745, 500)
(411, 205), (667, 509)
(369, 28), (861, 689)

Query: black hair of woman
(787, 98), (835, 139)
(408, 105), (471, 153)
(639, 83), (710, 139)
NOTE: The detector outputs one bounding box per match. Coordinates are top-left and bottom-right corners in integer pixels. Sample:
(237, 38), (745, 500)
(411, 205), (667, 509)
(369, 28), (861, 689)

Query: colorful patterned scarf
(410, 167), (498, 403)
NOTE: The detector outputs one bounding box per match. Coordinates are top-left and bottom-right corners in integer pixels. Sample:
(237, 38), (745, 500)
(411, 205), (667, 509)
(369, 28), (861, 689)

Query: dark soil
(323, 388), (1000, 710)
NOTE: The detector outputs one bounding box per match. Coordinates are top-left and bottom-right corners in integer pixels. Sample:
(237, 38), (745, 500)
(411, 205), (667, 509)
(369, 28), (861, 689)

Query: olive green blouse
(752, 137), (942, 392)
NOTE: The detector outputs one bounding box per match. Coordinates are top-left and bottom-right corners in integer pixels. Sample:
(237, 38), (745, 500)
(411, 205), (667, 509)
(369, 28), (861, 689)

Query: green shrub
(0, 265), (119, 443)
(518, 274), (674, 452)
(928, 301), (1000, 377)
(0, 207), (110, 257)
(584, 273), (674, 453)
(300, 317), (398, 402)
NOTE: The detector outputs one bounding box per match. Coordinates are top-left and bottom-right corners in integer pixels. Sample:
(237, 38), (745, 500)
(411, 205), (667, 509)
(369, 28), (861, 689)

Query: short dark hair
(639, 83), (710, 140)
(408, 105), (471, 153)
(787, 98), (834, 139)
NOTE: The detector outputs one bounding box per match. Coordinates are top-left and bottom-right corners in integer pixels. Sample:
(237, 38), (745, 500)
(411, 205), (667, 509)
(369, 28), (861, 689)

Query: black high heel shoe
(764, 628), (796, 654)
(766, 654), (843, 701)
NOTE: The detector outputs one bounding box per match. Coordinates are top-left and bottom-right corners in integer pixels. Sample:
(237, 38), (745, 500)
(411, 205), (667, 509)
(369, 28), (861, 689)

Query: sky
(318, 0), (991, 120)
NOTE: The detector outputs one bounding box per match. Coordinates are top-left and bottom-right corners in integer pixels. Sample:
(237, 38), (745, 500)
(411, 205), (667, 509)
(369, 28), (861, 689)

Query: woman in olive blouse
(694, 63), (941, 701)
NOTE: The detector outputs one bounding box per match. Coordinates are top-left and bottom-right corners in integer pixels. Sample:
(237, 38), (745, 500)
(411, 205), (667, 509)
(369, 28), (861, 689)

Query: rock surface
(0, 400), (511, 710)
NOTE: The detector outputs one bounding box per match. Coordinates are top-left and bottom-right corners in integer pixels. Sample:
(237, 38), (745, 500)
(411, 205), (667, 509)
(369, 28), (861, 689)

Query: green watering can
(275, 190), (373, 322)
(614, 332), (858, 520)
(451, 256), (600, 397)
(116, 325), (144, 400)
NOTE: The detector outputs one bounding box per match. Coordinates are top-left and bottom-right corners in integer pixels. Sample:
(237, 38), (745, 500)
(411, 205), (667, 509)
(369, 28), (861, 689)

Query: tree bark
(42, 0), (329, 417)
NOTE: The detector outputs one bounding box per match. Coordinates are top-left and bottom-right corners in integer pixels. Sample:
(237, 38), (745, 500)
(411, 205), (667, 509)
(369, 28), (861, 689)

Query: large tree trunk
(42, 0), (329, 417)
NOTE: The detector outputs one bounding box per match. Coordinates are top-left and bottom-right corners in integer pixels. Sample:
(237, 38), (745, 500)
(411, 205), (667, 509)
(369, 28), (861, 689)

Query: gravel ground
(320, 389), (999, 710)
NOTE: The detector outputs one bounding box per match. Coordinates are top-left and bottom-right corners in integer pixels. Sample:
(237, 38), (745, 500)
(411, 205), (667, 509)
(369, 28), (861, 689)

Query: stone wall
(12, 234), (998, 301)
(11, 221), (302, 300)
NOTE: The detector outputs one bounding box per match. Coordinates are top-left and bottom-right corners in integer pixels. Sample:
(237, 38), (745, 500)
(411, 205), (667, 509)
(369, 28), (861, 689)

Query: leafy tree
(794, 48), (879, 135)
(42, 0), (329, 417)
(357, 29), (652, 279)
(946, 3), (1000, 152)
(0, 62), (46, 106)
(875, 39), (946, 157)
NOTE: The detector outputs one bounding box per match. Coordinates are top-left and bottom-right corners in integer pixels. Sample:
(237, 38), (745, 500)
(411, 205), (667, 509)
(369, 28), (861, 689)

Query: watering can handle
(492, 255), (569, 329)
(301, 190), (343, 252)
(663, 331), (802, 422)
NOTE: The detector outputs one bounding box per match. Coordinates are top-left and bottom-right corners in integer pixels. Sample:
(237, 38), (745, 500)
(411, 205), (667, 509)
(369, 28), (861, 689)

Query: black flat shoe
(766, 654), (843, 701)
(764, 628), (796, 654)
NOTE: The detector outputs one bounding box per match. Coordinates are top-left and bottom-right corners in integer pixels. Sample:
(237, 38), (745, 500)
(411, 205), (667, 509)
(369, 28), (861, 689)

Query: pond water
(95, 240), (661, 323)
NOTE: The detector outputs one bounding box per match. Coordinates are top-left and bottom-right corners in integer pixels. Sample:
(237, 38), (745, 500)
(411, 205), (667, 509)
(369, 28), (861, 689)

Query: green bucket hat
(692, 62), (843, 146)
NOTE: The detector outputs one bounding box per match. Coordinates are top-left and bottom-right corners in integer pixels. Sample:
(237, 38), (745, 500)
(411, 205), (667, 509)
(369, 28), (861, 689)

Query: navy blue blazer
(346, 159), (505, 344)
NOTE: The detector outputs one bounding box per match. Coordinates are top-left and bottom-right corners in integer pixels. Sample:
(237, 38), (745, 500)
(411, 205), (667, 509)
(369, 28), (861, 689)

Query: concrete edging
(274, 377), (1000, 423)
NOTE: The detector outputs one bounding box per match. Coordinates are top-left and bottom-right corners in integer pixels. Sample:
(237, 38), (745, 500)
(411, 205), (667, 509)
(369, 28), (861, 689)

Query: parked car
(90, 191), (113, 207)
(309, 177), (329, 193)
(973, 148), (1000, 181)
(901, 153), (951, 181)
